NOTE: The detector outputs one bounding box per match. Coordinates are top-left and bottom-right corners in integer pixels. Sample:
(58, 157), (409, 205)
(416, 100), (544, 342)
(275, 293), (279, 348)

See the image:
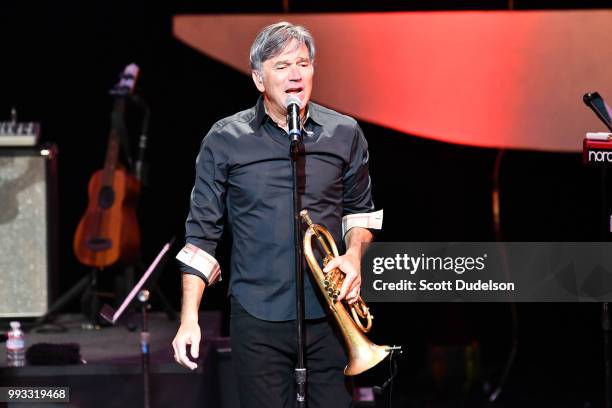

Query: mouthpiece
(300, 209), (313, 226)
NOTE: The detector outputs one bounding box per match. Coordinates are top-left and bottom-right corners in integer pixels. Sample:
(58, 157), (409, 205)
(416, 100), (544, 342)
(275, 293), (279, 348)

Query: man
(172, 21), (383, 407)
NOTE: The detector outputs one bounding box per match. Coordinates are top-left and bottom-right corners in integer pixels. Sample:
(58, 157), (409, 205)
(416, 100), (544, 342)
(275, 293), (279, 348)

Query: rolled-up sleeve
(342, 123), (383, 237)
(177, 126), (228, 285)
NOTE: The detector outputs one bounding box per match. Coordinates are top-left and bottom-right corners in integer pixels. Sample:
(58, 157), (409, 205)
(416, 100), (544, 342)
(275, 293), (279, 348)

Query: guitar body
(73, 168), (141, 268)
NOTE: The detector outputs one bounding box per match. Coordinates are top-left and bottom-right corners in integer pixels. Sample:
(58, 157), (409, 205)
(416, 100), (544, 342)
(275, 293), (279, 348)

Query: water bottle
(6, 321), (25, 367)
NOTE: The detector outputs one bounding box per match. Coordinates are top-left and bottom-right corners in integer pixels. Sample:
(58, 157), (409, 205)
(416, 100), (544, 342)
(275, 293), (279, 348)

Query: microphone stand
(289, 105), (307, 408)
(138, 289), (151, 408)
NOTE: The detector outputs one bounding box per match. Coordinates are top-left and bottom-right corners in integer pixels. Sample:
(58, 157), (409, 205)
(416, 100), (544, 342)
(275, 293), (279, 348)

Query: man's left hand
(323, 252), (361, 304)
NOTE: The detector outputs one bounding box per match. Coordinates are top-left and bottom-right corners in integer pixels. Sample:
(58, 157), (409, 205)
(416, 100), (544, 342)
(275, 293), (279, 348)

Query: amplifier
(0, 145), (58, 317)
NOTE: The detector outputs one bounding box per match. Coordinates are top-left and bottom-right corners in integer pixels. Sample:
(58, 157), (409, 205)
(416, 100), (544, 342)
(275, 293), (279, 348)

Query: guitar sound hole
(87, 238), (112, 252)
(98, 186), (115, 209)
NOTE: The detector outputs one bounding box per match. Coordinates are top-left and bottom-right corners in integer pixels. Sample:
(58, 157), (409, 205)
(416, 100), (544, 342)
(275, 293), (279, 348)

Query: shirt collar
(253, 96), (323, 129)
(305, 102), (323, 127)
(254, 96), (268, 128)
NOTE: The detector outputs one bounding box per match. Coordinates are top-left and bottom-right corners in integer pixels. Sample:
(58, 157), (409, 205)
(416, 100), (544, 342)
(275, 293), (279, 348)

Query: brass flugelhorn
(300, 209), (390, 376)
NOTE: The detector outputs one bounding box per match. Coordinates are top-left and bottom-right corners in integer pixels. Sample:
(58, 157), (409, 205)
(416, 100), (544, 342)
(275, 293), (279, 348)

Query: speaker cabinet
(0, 145), (58, 317)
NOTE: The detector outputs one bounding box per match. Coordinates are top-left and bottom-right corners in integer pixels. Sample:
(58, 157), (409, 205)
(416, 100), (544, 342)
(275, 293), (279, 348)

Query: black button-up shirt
(181, 97), (376, 321)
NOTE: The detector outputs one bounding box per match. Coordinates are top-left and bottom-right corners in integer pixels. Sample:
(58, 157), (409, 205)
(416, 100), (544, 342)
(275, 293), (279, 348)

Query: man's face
(252, 40), (314, 120)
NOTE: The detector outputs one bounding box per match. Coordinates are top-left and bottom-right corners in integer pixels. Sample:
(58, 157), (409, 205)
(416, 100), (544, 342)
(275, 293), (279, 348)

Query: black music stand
(100, 239), (174, 408)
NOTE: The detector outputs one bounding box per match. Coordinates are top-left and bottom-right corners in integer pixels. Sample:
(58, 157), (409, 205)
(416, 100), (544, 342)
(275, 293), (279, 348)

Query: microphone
(285, 96), (302, 143)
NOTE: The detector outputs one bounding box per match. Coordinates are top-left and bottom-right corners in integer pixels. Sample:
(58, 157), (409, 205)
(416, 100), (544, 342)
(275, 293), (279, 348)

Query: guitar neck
(101, 98), (127, 185)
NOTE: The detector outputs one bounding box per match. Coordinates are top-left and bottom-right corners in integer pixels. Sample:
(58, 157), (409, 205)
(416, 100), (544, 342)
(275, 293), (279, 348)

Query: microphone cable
(489, 148), (519, 403)
(373, 345), (402, 408)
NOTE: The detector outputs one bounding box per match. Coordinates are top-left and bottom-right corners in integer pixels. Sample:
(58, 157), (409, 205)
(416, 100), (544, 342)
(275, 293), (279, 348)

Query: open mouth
(285, 87), (303, 94)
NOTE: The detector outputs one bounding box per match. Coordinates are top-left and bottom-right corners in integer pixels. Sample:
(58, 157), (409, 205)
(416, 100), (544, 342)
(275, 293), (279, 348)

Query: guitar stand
(80, 268), (105, 328)
(30, 268), (102, 332)
(34, 260), (176, 333)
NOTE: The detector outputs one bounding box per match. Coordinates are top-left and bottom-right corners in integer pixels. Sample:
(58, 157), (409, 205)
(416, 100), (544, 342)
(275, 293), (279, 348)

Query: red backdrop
(174, 11), (612, 152)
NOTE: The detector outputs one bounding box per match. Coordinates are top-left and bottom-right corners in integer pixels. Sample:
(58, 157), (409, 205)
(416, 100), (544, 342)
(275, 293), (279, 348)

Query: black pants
(230, 296), (353, 408)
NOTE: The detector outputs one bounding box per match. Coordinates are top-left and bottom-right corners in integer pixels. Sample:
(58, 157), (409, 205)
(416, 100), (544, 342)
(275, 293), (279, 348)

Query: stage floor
(1, 311), (220, 368)
(0, 312), (227, 408)
(2, 312), (600, 407)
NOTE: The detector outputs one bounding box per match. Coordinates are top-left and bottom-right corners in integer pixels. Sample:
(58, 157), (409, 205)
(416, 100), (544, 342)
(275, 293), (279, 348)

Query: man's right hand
(172, 321), (201, 370)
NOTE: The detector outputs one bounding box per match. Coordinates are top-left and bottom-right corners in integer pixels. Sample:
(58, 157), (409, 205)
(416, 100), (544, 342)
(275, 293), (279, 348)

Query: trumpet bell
(345, 341), (390, 376)
(336, 303), (391, 375)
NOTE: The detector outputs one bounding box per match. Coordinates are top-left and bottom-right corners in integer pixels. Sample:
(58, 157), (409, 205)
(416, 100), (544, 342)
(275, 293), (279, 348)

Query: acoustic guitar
(73, 64), (141, 268)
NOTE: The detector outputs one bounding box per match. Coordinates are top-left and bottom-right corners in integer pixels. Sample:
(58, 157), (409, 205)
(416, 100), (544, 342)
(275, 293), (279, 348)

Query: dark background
(2, 0), (611, 405)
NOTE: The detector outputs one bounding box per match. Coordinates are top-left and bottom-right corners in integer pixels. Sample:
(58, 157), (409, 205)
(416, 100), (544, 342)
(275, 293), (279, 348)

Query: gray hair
(249, 21), (315, 72)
